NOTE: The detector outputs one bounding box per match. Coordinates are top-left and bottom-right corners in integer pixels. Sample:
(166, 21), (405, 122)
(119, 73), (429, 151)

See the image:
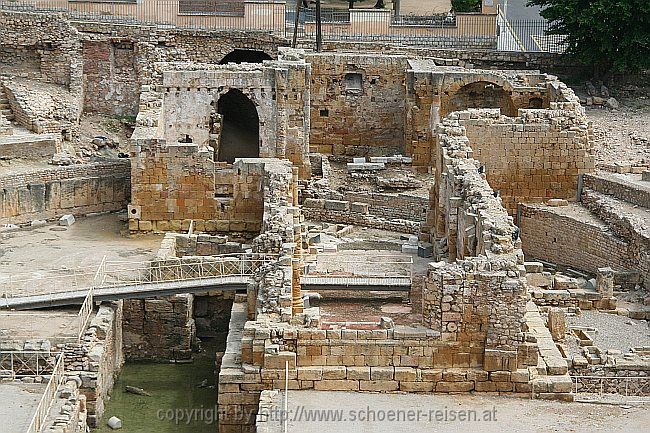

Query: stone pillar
(547, 308), (566, 341)
(291, 167), (304, 315)
(595, 267), (616, 310)
(596, 267), (614, 298)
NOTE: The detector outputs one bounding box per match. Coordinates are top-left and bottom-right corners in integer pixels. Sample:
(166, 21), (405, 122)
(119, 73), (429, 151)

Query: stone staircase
(0, 85), (14, 122)
(581, 172), (650, 294)
(0, 85), (14, 136)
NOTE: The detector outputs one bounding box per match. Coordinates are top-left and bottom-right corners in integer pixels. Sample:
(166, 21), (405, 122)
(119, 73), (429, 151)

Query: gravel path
(567, 310), (650, 352)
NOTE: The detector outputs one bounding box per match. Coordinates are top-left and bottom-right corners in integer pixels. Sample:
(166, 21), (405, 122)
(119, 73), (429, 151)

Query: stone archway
(442, 80), (518, 118)
(219, 49), (273, 65)
(216, 88), (260, 163)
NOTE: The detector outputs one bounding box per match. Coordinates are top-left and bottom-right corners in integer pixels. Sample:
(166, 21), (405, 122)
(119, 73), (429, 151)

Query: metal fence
(572, 375), (650, 402)
(0, 350), (57, 378)
(0, 0), (561, 52)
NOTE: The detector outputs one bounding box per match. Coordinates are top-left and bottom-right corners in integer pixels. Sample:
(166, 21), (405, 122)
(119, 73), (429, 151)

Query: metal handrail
(25, 354), (65, 433)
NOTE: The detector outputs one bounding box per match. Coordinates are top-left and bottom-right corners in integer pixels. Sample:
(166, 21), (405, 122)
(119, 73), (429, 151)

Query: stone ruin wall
(308, 53), (408, 157)
(520, 173), (650, 290)
(62, 303), (124, 427)
(0, 11), (83, 88)
(458, 105), (593, 216)
(0, 161), (130, 225)
(128, 55), (312, 234)
(216, 119), (575, 432)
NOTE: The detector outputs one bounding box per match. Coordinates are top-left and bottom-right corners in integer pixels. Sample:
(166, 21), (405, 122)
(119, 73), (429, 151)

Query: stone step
(582, 189), (650, 245)
(583, 172), (650, 209)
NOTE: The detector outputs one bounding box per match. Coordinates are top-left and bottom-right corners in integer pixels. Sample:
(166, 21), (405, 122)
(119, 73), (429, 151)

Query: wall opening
(217, 89), (260, 163)
(443, 81), (517, 117)
(218, 49), (272, 65)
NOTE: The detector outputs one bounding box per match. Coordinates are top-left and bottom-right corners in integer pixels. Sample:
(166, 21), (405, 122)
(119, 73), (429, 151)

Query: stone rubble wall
(520, 203), (648, 289)
(343, 191), (429, 223)
(3, 79), (82, 136)
(0, 161), (130, 225)
(43, 378), (88, 433)
(0, 11), (83, 89)
(63, 303), (124, 427)
(583, 173), (650, 208)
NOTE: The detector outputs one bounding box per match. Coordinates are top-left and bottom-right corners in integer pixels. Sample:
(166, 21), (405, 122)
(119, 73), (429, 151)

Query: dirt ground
(77, 113), (134, 157)
(277, 390), (650, 433)
(582, 83), (650, 169)
(0, 212), (162, 276)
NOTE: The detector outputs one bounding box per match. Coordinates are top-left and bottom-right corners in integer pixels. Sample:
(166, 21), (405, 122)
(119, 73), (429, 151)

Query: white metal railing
(0, 351), (56, 379)
(572, 375), (650, 402)
(26, 353), (65, 433)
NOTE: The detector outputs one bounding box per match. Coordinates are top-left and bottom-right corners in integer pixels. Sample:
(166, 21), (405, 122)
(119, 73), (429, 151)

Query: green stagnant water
(95, 341), (218, 432)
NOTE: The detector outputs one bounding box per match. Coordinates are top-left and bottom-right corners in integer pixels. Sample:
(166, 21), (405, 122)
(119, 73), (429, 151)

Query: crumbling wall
(0, 161), (130, 225)
(308, 53), (407, 156)
(0, 11), (83, 89)
(63, 303), (124, 427)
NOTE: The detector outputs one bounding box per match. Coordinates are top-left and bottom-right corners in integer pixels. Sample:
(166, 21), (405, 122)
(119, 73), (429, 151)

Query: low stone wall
(584, 173), (650, 209)
(343, 191), (428, 223)
(303, 197), (421, 234)
(63, 303), (124, 427)
(43, 377), (88, 433)
(0, 134), (58, 159)
(0, 161), (130, 225)
(520, 204), (634, 277)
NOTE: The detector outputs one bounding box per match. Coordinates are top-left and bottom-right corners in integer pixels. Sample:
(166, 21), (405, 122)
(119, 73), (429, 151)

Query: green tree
(528, 0), (650, 73)
(451, 0), (481, 13)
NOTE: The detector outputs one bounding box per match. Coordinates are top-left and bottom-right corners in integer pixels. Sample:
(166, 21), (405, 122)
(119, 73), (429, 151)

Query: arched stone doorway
(217, 89), (260, 163)
(443, 81), (517, 117)
(219, 49), (273, 65)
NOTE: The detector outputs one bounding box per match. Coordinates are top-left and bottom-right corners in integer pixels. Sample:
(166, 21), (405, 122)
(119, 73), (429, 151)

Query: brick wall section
(307, 53), (408, 157)
(519, 204), (632, 274)
(82, 40), (139, 116)
(0, 161), (130, 224)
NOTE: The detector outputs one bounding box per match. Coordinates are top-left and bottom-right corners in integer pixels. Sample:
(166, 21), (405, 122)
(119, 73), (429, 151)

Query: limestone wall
(343, 191), (428, 222)
(520, 204), (631, 274)
(307, 53), (408, 157)
(459, 107), (593, 216)
(0, 161), (130, 225)
(122, 296), (195, 361)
